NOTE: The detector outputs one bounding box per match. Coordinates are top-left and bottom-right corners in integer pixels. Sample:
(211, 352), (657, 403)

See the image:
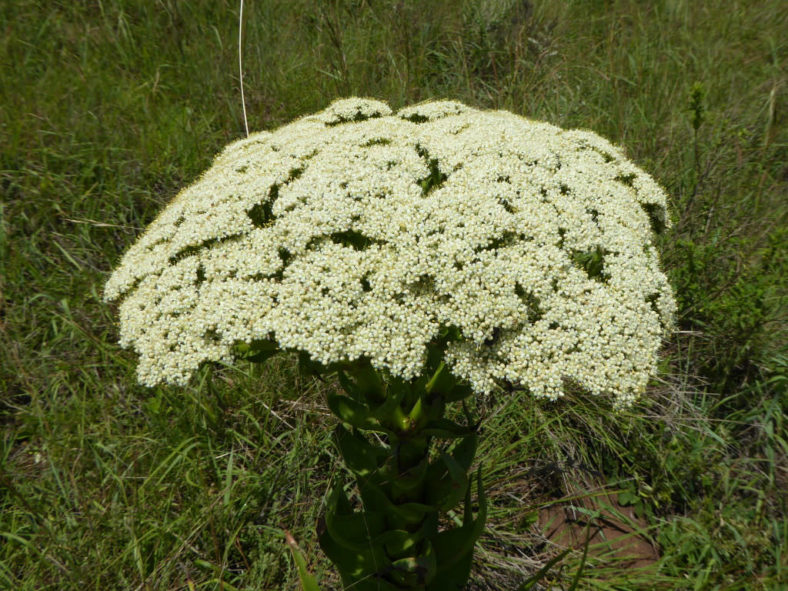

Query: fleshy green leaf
(358, 480), (436, 529)
(432, 469), (487, 577)
(389, 546), (437, 587)
(334, 425), (385, 477)
(324, 484), (385, 551)
(444, 384), (474, 403)
(426, 547), (472, 591)
(318, 522), (371, 578)
(327, 392), (378, 430)
(450, 434), (478, 472)
(390, 457), (430, 498)
(372, 529), (425, 559)
(320, 486), (387, 577)
(423, 418), (475, 438)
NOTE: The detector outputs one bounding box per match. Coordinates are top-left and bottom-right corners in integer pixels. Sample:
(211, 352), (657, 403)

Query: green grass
(1, 0), (785, 589)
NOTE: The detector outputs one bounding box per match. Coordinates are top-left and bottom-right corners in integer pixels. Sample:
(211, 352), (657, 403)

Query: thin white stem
(239, 0), (249, 138)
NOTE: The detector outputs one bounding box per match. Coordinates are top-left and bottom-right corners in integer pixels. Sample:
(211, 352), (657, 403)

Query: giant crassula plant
(105, 98), (675, 590)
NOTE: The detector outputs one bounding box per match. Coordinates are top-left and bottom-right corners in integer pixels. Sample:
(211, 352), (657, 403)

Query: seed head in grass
(104, 98), (675, 407)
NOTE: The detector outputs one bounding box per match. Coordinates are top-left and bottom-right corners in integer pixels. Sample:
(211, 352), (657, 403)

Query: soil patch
(538, 490), (659, 569)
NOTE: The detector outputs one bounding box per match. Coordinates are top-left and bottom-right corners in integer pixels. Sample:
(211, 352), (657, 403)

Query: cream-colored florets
(105, 98), (675, 406)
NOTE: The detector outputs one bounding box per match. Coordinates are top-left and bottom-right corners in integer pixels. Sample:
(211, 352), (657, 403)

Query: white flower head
(105, 98), (675, 406)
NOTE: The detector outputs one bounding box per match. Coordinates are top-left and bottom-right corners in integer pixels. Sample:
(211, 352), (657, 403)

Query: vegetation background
(1, 0), (785, 589)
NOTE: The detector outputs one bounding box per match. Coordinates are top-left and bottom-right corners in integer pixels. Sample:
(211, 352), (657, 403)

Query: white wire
(239, 0), (249, 138)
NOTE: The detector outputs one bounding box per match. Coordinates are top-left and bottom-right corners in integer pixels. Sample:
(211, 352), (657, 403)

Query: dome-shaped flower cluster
(105, 98), (675, 405)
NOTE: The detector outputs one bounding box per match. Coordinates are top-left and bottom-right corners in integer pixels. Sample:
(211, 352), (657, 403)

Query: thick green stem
(318, 358), (486, 591)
